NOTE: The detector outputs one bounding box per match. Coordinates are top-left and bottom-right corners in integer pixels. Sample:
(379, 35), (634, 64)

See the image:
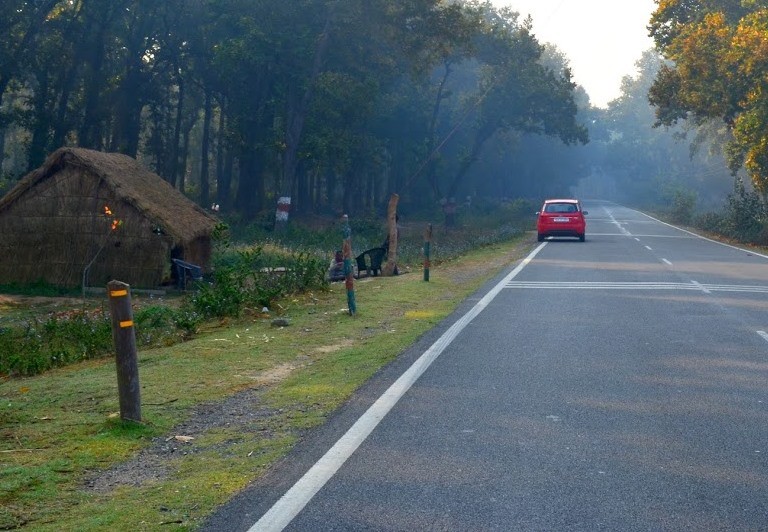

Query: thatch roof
(0, 147), (218, 242)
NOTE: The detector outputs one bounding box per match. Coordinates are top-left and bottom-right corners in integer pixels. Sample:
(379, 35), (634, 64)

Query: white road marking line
(645, 246), (653, 251)
(706, 285), (768, 292)
(662, 259), (673, 266)
(630, 234), (695, 239)
(247, 243), (548, 532)
(757, 331), (768, 344)
(691, 280), (712, 294)
(505, 281), (768, 294)
(507, 282), (696, 290)
(606, 210), (633, 237)
(588, 234), (695, 239)
(635, 210), (768, 259)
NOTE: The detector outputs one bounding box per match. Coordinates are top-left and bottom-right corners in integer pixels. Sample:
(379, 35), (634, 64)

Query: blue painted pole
(342, 216), (356, 316)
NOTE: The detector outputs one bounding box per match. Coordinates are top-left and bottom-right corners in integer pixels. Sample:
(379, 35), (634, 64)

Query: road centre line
(662, 258), (673, 266)
(645, 245), (653, 251)
(505, 281), (768, 294)
(589, 233), (695, 239)
(630, 234), (696, 239)
(691, 280), (712, 294)
(247, 243), (548, 531)
(757, 331), (768, 344)
(606, 209), (633, 237)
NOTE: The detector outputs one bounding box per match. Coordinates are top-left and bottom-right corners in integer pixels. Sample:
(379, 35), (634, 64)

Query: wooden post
(423, 223), (432, 282)
(382, 194), (400, 276)
(107, 280), (141, 422)
(342, 216), (357, 316)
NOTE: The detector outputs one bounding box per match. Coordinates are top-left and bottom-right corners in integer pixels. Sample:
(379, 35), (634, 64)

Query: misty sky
(492, 0), (657, 108)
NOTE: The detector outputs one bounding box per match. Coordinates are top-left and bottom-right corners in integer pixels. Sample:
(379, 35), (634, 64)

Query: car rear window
(544, 203), (578, 213)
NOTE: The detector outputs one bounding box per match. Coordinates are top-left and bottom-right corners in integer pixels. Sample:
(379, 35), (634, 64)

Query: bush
(0, 310), (112, 376)
(134, 305), (201, 347)
(0, 303), (205, 377)
(190, 246), (327, 318)
(669, 189), (697, 225)
(721, 178), (765, 243)
(694, 211), (725, 234)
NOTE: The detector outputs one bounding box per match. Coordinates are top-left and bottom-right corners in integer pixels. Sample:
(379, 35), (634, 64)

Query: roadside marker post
(107, 280), (141, 422)
(342, 215), (357, 316)
(423, 223), (432, 282)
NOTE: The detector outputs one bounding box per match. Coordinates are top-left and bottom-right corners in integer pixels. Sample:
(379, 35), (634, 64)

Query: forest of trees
(0, 0), (588, 220)
(2, 0), (765, 225)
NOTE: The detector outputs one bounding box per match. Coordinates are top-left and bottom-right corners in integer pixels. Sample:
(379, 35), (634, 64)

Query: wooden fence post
(107, 280), (141, 422)
(342, 215), (357, 316)
(423, 223), (432, 282)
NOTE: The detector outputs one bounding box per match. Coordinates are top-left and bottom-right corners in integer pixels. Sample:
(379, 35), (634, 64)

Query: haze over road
(207, 201), (768, 531)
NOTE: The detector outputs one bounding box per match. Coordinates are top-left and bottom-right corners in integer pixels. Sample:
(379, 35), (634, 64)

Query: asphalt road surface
(205, 201), (768, 531)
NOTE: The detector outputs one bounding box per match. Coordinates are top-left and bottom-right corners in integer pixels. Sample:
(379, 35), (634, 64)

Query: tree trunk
(382, 194), (399, 276)
(0, 127), (6, 175)
(27, 71), (51, 171)
(221, 147), (235, 211)
(78, 27), (106, 149)
(168, 75), (185, 187)
(199, 89), (212, 208)
(216, 99), (231, 209)
(425, 62), (453, 200)
(50, 66), (78, 151)
(110, 61), (143, 156)
(446, 125), (495, 200)
(279, 15), (332, 219)
(179, 119), (193, 194)
(235, 148), (264, 218)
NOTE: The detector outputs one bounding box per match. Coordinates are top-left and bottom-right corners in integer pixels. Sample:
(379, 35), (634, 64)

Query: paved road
(205, 201), (768, 531)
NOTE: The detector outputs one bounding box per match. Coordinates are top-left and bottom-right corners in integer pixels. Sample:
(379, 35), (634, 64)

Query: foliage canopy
(649, 0), (768, 194)
(0, 0), (587, 217)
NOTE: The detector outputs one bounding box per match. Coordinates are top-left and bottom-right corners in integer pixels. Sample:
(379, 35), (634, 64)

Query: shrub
(694, 211), (725, 234)
(0, 303), (204, 377)
(669, 189), (697, 225)
(190, 246), (328, 318)
(134, 305), (200, 347)
(0, 310), (112, 376)
(721, 178), (765, 243)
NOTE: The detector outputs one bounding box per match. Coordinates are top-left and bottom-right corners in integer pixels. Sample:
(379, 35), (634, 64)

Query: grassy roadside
(1, 235), (535, 530)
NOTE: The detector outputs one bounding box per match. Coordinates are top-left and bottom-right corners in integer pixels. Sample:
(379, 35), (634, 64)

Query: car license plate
(553, 217), (569, 222)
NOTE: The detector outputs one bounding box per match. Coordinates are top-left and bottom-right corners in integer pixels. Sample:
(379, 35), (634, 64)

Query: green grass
(0, 235), (534, 530)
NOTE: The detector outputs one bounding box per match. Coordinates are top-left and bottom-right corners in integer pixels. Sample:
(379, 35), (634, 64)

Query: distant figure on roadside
(328, 250), (345, 282)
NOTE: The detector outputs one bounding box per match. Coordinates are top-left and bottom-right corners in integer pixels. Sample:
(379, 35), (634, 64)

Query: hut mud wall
(0, 167), (173, 288)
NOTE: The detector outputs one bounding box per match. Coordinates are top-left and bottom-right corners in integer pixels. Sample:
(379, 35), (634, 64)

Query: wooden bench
(171, 258), (203, 290)
(355, 247), (386, 278)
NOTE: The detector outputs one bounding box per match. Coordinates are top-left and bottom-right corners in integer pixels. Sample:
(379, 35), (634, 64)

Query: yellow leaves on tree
(650, 4), (768, 193)
(670, 13), (734, 117)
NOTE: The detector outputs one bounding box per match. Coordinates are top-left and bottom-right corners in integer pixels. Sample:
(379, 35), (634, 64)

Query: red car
(536, 199), (588, 242)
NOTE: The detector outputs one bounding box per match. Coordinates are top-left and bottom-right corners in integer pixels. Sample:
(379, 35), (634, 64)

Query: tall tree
(649, 0), (768, 193)
(442, 5), (588, 200)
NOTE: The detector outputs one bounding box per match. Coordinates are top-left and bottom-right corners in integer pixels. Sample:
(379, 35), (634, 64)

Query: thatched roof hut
(0, 147), (219, 289)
